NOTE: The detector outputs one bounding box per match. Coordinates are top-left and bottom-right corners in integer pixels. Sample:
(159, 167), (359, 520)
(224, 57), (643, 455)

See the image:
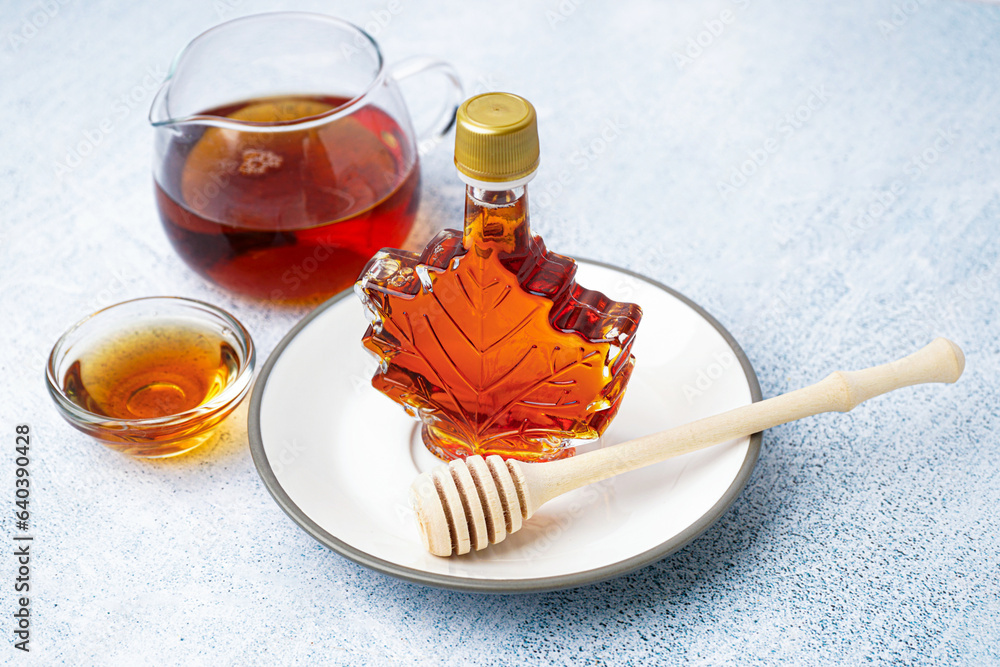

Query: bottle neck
(463, 184), (531, 253)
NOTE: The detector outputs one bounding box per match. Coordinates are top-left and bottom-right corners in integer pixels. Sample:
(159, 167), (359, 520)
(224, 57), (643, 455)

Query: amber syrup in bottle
(357, 93), (642, 462)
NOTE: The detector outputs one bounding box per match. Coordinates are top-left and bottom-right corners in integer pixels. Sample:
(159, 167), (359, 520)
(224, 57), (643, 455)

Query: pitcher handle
(389, 57), (464, 156)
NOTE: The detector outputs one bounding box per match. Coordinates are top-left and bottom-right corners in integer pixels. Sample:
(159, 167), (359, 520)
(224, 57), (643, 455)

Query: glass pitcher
(149, 12), (462, 302)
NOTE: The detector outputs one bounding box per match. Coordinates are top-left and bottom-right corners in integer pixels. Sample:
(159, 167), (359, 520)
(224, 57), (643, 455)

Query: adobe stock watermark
(874, 261), (998, 353)
(6, 0), (72, 53)
(220, 0), (409, 42)
(632, 236), (703, 285)
(682, 349), (738, 404)
(416, 72), (502, 156)
(946, 262), (1000, 324)
(673, 0), (752, 71)
(517, 436), (674, 559)
(717, 84), (829, 200)
(350, 354), (381, 397)
(268, 438), (307, 477)
(266, 239), (358, 301)
(877, 0), (927, 38)
(339, 0), (406, 61)
(545, 0), (585, 29)
(83, 266), (134, 314)
(54, 64), (166, 178)
(610, 274), (644, 303)
(844, 126), (959, 240)
(533, 115), (629, 211)
(518, 477), (616, 559)
(213, 0), (244, 19)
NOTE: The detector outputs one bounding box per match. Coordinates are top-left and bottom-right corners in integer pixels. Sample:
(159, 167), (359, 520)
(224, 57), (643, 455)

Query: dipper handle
(519, 338), (965, 512)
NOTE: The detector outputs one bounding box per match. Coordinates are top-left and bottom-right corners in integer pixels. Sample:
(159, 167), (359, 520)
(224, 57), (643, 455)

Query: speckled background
(2, 0), (998, 664)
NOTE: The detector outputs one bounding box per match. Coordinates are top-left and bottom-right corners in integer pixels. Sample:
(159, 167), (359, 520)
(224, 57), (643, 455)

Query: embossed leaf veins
(358, 229), (641, 462)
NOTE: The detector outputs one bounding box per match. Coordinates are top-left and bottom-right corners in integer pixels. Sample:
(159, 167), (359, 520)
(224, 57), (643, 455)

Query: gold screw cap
(454, 92), (540, 184)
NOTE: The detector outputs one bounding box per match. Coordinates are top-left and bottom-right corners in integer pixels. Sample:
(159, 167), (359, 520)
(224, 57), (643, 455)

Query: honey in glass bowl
(61, 324), (239, 421)
(46, 297), (255, 458)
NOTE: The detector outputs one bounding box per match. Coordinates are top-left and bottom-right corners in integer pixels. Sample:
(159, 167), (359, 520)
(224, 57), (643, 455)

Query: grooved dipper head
(410, 455), (525, 556)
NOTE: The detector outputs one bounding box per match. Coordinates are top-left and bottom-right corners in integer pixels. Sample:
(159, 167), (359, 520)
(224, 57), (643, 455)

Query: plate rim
(248, 259), (762, 594)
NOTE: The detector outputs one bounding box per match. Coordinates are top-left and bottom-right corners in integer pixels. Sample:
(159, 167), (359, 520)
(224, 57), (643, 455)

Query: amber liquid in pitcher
(155, 95), (420, 301)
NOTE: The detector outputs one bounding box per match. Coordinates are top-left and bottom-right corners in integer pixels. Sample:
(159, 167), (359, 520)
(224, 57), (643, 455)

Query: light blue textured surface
(1, 0), (998, 663)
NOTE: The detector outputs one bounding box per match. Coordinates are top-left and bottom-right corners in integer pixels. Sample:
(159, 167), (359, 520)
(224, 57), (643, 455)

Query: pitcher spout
(148, 78), (173, 127)
(148, 44), (188, 128)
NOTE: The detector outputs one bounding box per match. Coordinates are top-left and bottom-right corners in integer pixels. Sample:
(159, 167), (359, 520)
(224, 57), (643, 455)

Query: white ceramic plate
(249, 260), (761, 593)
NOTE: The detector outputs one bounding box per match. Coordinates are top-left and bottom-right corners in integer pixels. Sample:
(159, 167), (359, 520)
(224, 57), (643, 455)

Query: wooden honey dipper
(410, 338), (965, 557)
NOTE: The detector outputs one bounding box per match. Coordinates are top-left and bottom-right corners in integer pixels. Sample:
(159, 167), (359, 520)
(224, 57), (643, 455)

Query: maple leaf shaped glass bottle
(356, 92), (642, 462)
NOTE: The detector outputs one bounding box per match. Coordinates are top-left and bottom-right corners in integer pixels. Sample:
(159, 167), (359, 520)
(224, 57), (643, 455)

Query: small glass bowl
(46, 297), (255, 458)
